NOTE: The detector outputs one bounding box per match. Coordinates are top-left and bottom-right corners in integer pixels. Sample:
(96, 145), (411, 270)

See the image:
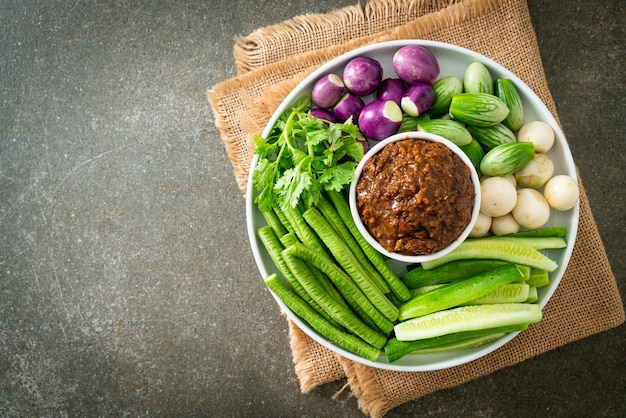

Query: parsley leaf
(252, 94), (366, 212)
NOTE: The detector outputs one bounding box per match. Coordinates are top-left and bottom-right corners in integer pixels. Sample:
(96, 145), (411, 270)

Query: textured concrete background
(1, 0), (624, 416)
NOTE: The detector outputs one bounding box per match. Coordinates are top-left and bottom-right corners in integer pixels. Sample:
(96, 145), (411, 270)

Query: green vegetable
(326, 190), (411, 302)
(281, 249), (387, 348)
(449, 92), (509, 127)
(421, 238), (559, 272)
(252, 94), (365, 212)
(466, 123), (517, 150)
(315, 197), (386, 290)
(417, 119), (472, 146)
(526, 286), (539, 303)
(504, 226), (566, 238)
(284, 242), (394, 334)
(494, 78), (525, 131)
(479, 141), (535, 176)
(397, 113), (430, 133)
(398, 264), (524, 320)
(394, 303), (542, 341)
(264, 274), (381, 362)
(527, 268), (551, 288)
(301, 207), (399, 322)
(402, 259), (512, 289)
(262, 210), (287, 237)
(462, 283), (530, 305)
(460, 139), (485, 174)
(463, 61), (494, 94)
(429, 75), (464, 117)
(478, 236), (567, 250)
(384, 324), (527, 362)
(257, 226), (339, 326)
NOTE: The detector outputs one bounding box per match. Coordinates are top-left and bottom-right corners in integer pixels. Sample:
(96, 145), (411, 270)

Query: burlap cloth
(207, 0), (625, 416)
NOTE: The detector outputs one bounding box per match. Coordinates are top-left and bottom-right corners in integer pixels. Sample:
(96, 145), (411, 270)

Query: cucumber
(402, 259), (511, 289)
(462, 283), (530, 305)
(397, 113), (430, 133)
(480, 141), (535, 176)
(394, 303), (542, 341)
(407, 333), (506, 354)
(466, 123), (517, 150)
(398, 264), (524, 320)
(494, 78), (525, 132)
(460, 139), (485, 175)
(463, 61), (494, 95)
(449, 93), (510, 127)
(526, 286), (539, 303)
(527, 268), (551, 288)
(429, 75), (463, 117)
(478, 236), (567, 250)
(421, 238), (559, 272)
(384, 324), (526, 362)
(505, 226), (566, 238)
(417, 118), (472, 146)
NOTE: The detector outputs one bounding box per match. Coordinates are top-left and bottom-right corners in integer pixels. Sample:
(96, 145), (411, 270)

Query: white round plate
(245, 40), (579, 372)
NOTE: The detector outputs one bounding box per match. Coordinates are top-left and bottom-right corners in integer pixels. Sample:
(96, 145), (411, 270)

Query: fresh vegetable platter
(245, 40), (579, 371)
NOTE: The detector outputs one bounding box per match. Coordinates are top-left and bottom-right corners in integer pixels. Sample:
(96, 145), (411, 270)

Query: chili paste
(356, 138), (474, 255)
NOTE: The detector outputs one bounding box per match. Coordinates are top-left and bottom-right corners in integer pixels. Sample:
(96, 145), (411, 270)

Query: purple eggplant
(392, 45), (440, 86)
(311, 74), (345, 108)
(358, 99), (403, 141)
(309, 108), (338, 123)
(342, 56), (383, 96)
(401, 83), (435, 117)
(376, 78), (405, 106)
(332, 93), (365, 122)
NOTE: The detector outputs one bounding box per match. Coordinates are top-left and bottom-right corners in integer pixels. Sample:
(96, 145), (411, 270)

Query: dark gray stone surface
(1, 1), (624, 416)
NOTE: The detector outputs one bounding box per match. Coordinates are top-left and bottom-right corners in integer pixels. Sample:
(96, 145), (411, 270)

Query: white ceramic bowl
(245, 40), (579, 372)
(349, 131), (481, 264)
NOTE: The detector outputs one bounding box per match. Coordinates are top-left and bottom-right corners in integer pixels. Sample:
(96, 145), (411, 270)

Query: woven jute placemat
(207, 0), (624, 416)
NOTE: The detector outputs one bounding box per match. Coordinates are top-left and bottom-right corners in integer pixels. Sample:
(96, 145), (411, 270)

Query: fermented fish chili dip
(356, 138), (475, 255)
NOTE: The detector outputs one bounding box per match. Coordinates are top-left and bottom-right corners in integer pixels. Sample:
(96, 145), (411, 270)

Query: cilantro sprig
(252, 94), (366, 212)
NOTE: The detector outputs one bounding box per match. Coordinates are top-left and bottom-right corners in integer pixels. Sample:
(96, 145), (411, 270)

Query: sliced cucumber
(477, 236), (567, 250)
(394, 303), (542, 341)
(527, 268), (551, 288)
(398, 264), (524, 321)
(462, 283), (530, 305)
(421, 239), (558, 272)
(384, 324), (526, 362)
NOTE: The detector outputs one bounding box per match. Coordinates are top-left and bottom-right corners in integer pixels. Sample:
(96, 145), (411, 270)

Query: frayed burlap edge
(232, 0), (469, 74)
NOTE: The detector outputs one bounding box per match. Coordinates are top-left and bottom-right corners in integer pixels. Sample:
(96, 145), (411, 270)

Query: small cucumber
(449, 93), (510, 127)
(417, 118), (472, 146)
(421, 238), (558, 272)
(494, 78), (525, 132)
(464, 61), (494, 94)
(394, 303), (542, 341)
(480, 141), (535, 176)
(397, 113), (430, 133)
(429, 75), (463, 117)
(398, 264), (523, 320)
(466, 123), (517, 151)
(460, 139), (485, 175)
